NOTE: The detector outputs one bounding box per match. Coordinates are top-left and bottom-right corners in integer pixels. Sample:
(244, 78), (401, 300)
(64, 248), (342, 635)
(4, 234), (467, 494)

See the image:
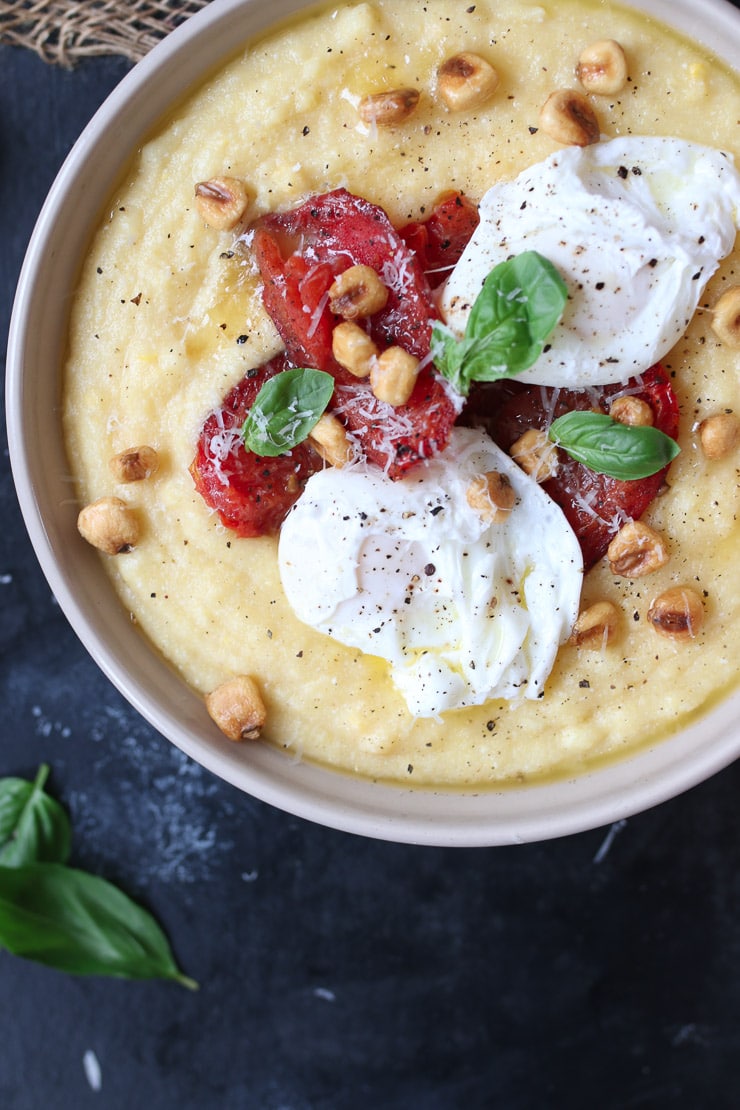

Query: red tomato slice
(189, 354), (323, 537)
(333, 369), (461, 477)
(398, 191), (480, 288)
(254, 188), (436, 364)
(253, 188), (459, 478)
(462, 365), (680, 569)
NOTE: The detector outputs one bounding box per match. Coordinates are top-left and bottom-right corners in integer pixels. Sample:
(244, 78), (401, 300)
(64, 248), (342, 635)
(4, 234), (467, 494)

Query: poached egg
(439, 136), (740, 387)
(278, 428), (583, 718)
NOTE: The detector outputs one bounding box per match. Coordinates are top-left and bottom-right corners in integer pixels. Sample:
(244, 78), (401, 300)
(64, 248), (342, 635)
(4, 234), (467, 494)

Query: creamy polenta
(64, 0), (740, 786)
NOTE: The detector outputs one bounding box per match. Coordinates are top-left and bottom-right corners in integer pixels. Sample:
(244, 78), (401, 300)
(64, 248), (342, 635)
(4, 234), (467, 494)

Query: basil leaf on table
(548, 411), (681, 479)
(0, 766), (196, 989)
(0, 863), (197, 989)
(0, 764), (71, 868)
(432, 251), (568, 396)
(242, 367), (335, 456)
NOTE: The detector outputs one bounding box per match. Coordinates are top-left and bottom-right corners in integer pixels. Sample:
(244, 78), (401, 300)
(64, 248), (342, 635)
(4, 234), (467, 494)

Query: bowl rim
(6, 0), (740, 846)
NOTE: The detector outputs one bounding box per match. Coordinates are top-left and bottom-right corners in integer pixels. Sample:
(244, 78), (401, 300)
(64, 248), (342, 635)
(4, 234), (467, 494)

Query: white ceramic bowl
(7, 0), (740, 845)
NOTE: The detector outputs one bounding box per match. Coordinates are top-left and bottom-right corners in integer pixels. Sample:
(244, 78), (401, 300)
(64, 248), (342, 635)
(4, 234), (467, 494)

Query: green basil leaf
(430, 321), (468, 394)
(466, 251), (568, 373)
(242, 367), (335, 457)
(0, 765), (71, 868)
(433, 251), (568, 395)
(548, 411), (681, 479)
(0, 863), (198, 989)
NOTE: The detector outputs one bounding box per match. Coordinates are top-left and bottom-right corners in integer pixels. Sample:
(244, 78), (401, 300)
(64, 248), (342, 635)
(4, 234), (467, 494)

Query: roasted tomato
(398, 191), (480, 288)
(253, 187), (459, 477)
(254, 187), (437, 365)
(189, 354), (323, 537)
(462, 364), (680, 569)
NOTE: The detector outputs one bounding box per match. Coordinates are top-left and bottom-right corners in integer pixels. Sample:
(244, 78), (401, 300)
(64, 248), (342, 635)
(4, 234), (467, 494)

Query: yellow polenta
(64, 0), (740, 786)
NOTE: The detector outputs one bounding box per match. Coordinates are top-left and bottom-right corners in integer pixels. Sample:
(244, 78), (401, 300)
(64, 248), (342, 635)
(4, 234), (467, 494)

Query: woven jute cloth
(0, 0), (210, 66)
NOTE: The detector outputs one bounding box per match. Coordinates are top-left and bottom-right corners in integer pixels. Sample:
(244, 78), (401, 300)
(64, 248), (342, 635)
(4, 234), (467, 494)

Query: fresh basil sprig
(0, 764), (71, 867)
(548, 411), (681, 479)
(243, 367), (334, 456)
(432, 251), (568, 396)
(0, 766), (196, 989)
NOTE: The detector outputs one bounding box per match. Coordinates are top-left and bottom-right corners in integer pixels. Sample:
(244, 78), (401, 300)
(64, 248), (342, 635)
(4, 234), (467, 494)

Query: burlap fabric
(0, 0), (209, 66)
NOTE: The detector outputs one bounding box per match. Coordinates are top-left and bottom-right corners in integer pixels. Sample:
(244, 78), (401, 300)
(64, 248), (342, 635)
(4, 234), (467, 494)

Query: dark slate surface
(1, 18), (740, 1110)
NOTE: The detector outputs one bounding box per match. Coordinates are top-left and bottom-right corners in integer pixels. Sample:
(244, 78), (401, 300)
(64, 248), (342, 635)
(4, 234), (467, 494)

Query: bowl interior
(6, 0), (740, 845)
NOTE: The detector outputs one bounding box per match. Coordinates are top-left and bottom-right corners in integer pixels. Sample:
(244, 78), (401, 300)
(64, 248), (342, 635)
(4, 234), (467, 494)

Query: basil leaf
(548, 411), (681, 479)
(0, 765), (71, 868)
(0, 863), (197, 989)
(433, 251), (568, 395)
(242, 367), (334, 457)
(430, 322), (468, 394)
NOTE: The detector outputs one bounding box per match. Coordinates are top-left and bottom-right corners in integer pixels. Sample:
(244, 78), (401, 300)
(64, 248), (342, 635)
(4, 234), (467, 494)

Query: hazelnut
(698, 412), (740, 460)
(109, 445), (159, 483)
(710, 286), (740, 347)
(466, 471), (516, 523)
(77, 497), (140, 555)
(570, 601), (620, 648)
(509, 428), (559, 482)
(206, 675), (266, 741)
(309, 413), (355, 468)
(329, 265), (389, 320)
(436, 52), (499, 112)
(358, 88), (420, 127)
(607, 520), (669, 578)
(539, 89), (600, 146)
(332, 322), (379, 378)
(370, 347), (420, 407)
(609, 396), (654, 427)
(648, 587), (705, 641)
(194, 176), (250, 230)
(576, 40), (628, 96)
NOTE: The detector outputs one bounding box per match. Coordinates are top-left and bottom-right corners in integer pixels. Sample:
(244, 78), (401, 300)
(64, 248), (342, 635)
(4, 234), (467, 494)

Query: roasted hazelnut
(466, 471), (517, 523)
(539, 89), (600, 146)
(370, 346), (420, 407)
(309, 413), (355, 468)
(77, 497), (140, 555)
(332, 322), (378, 377)
(509, 428), (559, 482)
(329, 265), (389, 319)
(109, 445), (159, 483)
(648, 586), (705, 640)
(194, 176), (250, 230)
(436, 52), (499, 112)
(569, 601), (620, 648)
(607, 520), (669, 578)
(576, 40), (628, 96)
(698, 412), (740, 459)
(609, 395), (654, 427)
(358, 88), (420, 127)
(710, 286), (740, 347)
(206, 675), (266, 740)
